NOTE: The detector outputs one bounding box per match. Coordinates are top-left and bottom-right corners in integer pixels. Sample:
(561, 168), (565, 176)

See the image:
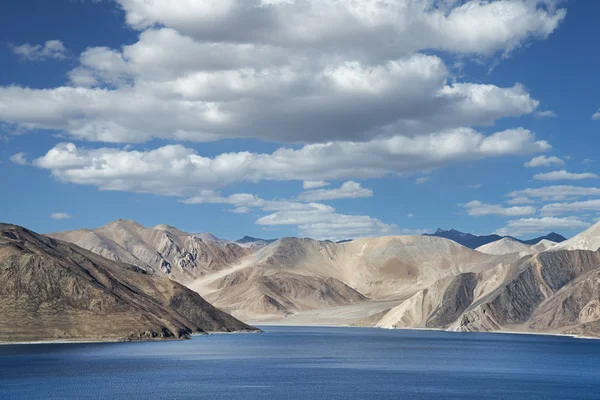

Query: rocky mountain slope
(521, 232), (567, 245)
(49, 220), (249, 283)
(476, 238), (535, 256)
(425, 229), (566, 249)
(236, 236), (277, 249)
(451, 250), (600, 335)
(552, 221), (600, 252)
(531, 239), (558, 252)
(0, 224), (257, 343)
(190, 235), (520, 321)
(361, 249), (600, 337)
(50, 220), (600, 338)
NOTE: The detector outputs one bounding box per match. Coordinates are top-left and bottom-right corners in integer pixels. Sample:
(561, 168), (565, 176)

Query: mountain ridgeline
(6, 218), (600, 340)
(0, 224), (258, 343)
(424, 229), (567, 249)
(236, 236), (277, 245)
(49, 220), (251, 284)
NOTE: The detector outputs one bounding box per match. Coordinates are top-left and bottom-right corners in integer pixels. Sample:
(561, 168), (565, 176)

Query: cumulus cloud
(303, 181), (329, 190)
(593, 110), (600, 120)
(535, 110), (557, 118)
(230, 206), (251, 214)
(495, 217), (589, 237)
(534, 170), (599, 181)
(183, 189), (341, 212)
(463, 200), (536, 217)
(10, 40), (67, 61)
(298, 181), (372, 202)
(31, 128), (549, 195)
(0, 1), (562, 144)
(508, 186), (600, 202)
(0, 59), (540, 143)
(9, 152), (28, 165)
(524, 155), (564, 168)
(541, 200), (600, 216)
(506, 197), (535, 205)
(68, 47), (132, 87)
(256, 203), (398, 241)
(50, 212), (72, 220)
(181, 190), (396, 240)
(115, 0), (565, 55)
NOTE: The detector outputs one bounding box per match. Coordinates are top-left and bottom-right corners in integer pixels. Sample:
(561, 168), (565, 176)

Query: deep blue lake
(1, 326), (600, 399)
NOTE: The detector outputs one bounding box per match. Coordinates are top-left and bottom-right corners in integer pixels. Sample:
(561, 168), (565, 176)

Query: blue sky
(1, 0), (599, 240)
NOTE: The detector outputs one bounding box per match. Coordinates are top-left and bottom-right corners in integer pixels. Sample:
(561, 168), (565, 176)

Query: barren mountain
(451, 250), (600, 335)
(50, 220), (600, 338)
(190, 235), (520, 321)
(49, 220), (249, 283)
(552, 221), (600, 252)
(236, 236), (277, 249)
(476, 238), (534, 256)
(531, 239), (557, 252)
(189, 238), (367, 319)
(364, 250), (600, 337)
(425, 229), (566, 249)
(0, 224), (257, 343)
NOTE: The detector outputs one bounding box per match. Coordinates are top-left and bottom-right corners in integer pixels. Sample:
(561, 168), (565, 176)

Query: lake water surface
(1, 326), (600, 399)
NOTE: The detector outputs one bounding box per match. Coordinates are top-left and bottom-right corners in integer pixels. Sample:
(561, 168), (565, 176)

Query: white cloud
(182, 189), (396, 240)
(582, 159), (595, 167)
(508, 186), (600, 202)
(495, 217), (589, 237)
(256, 203), (398, 241)
(541, 200), (600, 216)
(408, 213), (415, 218)
(297, 181), (372, 202)
(0, 59), (540, 144)
(506, 197), (535, 205)
(593, 110), (600, 120)
(68, 47), (132, 87)
(115, 0), (565, 56)
(230, 206), (251, 214)
(534, 170), (599, 181)
(9, 152), (28, 165)
(183, 190), (330, 213)
(524, 155), (564, 168)
(415, 176), (430, 185)
(50, 212), (72, 220)
(31, 128), (549, 195)
(535, 110), (557, 118)
(0, 1), (562, 144)
(10, 40), (67, 61)
(183, 191), (266, 207)
(463, 200), (536, 217)
(303, 181), (329, 190)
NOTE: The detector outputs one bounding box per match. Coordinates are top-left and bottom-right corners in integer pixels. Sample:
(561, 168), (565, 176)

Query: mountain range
(3, 219), (600, 342)
(424, 229), (567, 249)
(0, 224), (257, 343)
(236, 236), (277, 245)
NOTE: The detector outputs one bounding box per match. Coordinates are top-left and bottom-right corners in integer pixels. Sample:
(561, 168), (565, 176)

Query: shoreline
(0, 328), (261, 346)
(1, 325), (597, 346)
(252, 322), (600, 341)
(0, 338), (123, 346)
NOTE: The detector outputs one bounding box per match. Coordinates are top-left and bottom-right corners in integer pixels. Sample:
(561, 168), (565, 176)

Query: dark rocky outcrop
(454, 251), (600, 334)
(427, 273), (477, 328)
(0, 224), (258, 343)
